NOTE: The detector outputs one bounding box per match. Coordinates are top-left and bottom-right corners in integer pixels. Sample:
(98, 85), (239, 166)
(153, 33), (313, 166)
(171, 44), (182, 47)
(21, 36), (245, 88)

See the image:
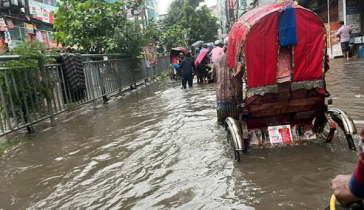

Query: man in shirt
(331, 127), (364, 205)
(211, 40), (224, 63)
(336, 21), (352, 61)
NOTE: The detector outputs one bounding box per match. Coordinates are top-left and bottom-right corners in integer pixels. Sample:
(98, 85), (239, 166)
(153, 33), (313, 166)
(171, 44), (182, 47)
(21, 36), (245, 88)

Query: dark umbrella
(191, 41), (204, 48)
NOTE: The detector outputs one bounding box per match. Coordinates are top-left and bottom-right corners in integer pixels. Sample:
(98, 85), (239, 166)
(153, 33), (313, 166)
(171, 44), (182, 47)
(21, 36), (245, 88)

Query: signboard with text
(346, 0), (361, 34)
(268, 125), (293, 145)
(29, 0), (56, 24)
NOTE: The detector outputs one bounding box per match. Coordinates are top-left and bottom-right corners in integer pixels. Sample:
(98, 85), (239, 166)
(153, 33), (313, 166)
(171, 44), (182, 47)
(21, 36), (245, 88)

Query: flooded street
(0, 59), (364, 210)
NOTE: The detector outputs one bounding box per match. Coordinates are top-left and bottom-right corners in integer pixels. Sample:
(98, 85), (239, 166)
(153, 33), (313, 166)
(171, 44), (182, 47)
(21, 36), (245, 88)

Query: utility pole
(328, 0), (333, 57)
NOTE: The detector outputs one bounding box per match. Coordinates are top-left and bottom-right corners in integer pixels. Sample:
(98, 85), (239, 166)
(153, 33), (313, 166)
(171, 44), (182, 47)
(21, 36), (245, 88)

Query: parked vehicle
(169, 47), (187, 81)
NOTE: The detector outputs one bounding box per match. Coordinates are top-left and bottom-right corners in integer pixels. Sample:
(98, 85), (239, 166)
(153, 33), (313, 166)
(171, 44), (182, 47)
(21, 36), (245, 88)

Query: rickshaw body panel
(221, 3), (343, 149)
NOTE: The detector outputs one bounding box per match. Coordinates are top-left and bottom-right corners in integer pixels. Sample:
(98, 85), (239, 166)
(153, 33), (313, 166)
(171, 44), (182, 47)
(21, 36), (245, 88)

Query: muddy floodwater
(0, 59), (363, 210)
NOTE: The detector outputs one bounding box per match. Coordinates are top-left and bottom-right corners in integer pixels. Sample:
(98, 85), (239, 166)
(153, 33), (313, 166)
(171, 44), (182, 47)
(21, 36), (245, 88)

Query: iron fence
(0, 54), (170, 137)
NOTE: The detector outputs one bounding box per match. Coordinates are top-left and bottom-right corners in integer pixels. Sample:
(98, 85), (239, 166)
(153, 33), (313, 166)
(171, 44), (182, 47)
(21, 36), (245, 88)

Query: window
(147, 8), (155, 19)
(8, 29), (22, 40)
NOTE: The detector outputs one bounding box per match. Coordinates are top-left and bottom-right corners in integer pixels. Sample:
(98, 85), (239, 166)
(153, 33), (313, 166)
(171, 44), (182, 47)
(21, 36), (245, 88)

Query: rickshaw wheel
(169, 69), (174, 80)
(227, 130), (240, 162)
(225, 117), (245, 162)
(316, 109), (357, 150)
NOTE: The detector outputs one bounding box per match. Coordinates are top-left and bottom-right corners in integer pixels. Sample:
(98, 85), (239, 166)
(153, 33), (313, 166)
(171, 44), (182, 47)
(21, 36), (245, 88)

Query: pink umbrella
(194, 48), (210, 67)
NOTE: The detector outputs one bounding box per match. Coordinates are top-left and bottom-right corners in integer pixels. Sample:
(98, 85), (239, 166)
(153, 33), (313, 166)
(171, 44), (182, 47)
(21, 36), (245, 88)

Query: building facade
(0, 0), (58, 50)
(299, 0), (363, 57)
(146, 0), (159, 21)
(217, 0), (253, 36)
(127, 0), (159, 25)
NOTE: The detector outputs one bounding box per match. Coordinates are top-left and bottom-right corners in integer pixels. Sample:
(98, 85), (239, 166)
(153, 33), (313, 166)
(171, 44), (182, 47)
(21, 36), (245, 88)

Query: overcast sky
(158, 0), (217, 15)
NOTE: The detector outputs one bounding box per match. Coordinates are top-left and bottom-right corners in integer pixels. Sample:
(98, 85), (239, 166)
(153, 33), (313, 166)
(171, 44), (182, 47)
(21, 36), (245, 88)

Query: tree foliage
(159, 25), (190, 52)
(54, 0), (148, 56)
(161, 0), (219, 47)
(114, 19), (160, 58)
(161, 0), (184, 30)
(0, 41), (56, 132)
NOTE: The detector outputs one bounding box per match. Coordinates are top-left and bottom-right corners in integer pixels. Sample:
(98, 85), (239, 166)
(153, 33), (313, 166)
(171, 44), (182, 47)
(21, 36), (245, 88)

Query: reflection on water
(0, 59), (363, 210)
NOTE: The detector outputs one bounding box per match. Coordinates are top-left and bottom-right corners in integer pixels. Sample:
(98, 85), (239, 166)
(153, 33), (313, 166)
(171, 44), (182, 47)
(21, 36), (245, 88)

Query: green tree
(53, 0), (144, 54)
(159, 25), (190, 52)
(161, 0), (219, 46)
(161, 0), (185, 30)
(113, 18), (161, 58)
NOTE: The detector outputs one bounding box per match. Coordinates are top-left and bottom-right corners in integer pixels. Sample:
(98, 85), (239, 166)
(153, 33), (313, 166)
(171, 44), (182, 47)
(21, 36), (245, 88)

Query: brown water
(0, 59), (363, 210)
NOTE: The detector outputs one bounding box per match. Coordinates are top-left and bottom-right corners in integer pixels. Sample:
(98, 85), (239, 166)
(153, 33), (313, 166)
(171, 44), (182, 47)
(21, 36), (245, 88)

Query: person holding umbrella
(180, 52), (196, 89)
(195, 46), (211, 84)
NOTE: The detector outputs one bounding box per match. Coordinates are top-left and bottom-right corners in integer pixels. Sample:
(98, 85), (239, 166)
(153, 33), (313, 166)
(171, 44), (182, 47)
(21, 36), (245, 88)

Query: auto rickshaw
(170, 47), (187, 80)
(221, 2), (358, 161)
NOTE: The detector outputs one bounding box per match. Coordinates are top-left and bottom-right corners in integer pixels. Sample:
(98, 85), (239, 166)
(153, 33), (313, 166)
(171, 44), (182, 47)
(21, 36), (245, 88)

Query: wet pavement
(0, 58), (363, 210)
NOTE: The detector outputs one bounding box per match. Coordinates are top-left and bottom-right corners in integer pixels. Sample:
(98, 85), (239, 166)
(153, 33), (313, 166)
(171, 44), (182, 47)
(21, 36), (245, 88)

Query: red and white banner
(30, 5), (54, 24)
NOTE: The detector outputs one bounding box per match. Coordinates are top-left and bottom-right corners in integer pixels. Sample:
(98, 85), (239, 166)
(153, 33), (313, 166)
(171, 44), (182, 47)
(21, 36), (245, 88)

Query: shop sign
(309, 0), (318, 11)
(0, 18), (8, 31)
(228, 0), (233, 9)
(50, 41), (63, 49)
(5, 19), (14, 29)
(325, 22), (341, 48)
(346, 0), (361, 34)
(41, 32), (50, 48)
(24, 23), (34, 34)
(351, 36), (364, 44)
(347, 0), (360, 15)
(35, 31), (43, 42)
(0, 38), (6, 52)
(4, 30), (11, 44)
(30, 34), (37, 41)
(29, 0), (55, 24)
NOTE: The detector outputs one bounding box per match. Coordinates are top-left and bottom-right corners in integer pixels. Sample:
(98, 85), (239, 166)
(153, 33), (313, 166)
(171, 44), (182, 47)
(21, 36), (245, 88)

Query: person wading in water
(180, 52), (195, 89)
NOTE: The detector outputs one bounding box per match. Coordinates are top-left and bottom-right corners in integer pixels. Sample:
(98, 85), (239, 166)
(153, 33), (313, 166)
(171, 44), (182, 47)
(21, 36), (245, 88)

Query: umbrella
(194, 48), (210, 67)
(191, 41), (204, 47)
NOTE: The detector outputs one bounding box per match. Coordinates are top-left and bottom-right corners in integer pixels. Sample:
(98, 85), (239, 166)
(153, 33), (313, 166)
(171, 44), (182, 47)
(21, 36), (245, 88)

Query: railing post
(39, 59), (56, 126)
(131, 59), (137, 89)
(151, 66), (155, 81)
(86, 56), (97, 109)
